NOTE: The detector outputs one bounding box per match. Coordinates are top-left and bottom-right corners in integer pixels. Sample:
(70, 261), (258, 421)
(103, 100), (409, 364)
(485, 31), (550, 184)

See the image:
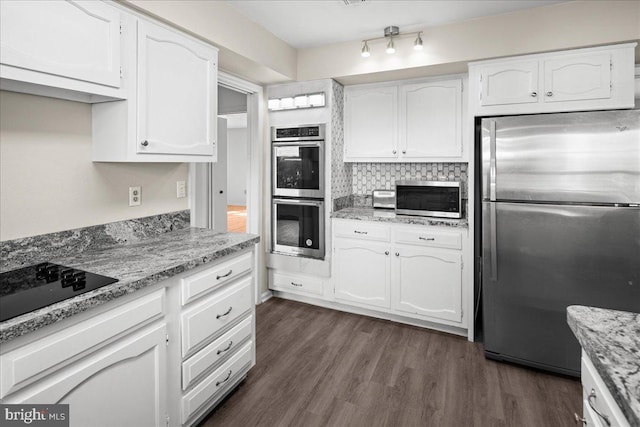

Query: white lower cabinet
(5, 323), (167, 427)
(0, 290), (167, 427)
(177, 250), (255, 426)
(333, 239), (391, 309)
(331, 219), (466, 330)
(0, 248), (256, 427)
(392, 245), (462, 323)
(580, 352), (630, 427)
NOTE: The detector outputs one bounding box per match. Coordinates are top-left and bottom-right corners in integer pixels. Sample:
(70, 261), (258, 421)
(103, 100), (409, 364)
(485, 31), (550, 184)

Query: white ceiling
(225, 0), (568, 49)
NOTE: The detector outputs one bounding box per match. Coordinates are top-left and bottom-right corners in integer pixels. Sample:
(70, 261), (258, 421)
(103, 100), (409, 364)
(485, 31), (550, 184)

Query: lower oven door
(272, 198), (325, 259)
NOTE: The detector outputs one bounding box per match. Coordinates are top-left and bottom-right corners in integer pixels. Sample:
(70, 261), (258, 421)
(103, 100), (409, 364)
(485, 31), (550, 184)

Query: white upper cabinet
(399, 79), (462, 159)
(92, 15), (218, 162)
(344, 76), (465, 163)
(0, 0), (125, 102)
(344, 85), (398, 161)
(479, 60), (539, 106)
(469, 43), (636, 116)
(542, 53), (611, 103)
(137, 20), (217, 157)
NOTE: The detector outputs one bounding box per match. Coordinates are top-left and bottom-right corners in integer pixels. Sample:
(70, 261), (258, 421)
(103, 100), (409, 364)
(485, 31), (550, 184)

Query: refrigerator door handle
(489, 121), (497, 201)
(490, 202), (498, 280)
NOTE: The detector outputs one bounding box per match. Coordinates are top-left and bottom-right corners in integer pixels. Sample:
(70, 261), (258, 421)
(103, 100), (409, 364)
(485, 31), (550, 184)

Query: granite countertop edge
(567, 305), (640, 426)
(0, 231), (260, 344)
(331, 207), (468, 228)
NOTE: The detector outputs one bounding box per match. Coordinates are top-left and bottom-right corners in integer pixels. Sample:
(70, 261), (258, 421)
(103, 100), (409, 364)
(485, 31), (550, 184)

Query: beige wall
(0, 91), (189, 241)
(125, 0), (297, 84)
(298, 1), (640, 84)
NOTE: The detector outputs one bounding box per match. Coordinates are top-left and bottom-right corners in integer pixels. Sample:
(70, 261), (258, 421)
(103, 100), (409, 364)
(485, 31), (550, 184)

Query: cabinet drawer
(581, 353), (629, 427)
(181, 277), (252, 358)
(394, 227), (462, 249)
(182, 341), (252, 423)
(271, 271), (323, 296)
(333, 220), (390, 242)
(181, 252), (252, 306)
(0, 289), (164, 399)
(182, 316), (252, 391)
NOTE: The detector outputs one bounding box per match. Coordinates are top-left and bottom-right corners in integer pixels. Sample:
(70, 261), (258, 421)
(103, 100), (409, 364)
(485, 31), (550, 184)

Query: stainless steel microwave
(395, 180), (462, 218)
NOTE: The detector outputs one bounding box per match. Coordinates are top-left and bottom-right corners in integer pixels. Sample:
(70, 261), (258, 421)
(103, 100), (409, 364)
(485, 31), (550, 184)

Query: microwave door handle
(489, 120), (497, 202)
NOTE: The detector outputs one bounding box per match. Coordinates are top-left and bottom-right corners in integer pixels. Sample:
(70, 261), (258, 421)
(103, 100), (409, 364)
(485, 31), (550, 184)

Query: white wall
(0, 91), (189, 241)
(298, 0), (640, 84)
(226, 128), (248, 206)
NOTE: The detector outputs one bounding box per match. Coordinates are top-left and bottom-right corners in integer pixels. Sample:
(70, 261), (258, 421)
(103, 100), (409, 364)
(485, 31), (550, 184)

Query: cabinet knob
(530, 92), (537, 97)
(392, 150), (397, 154)
(140, 140), (149, 147)
(385, 251), (389, 255)
(546, 91), (553, 97)
(395, 252), (400, 257)
(402, 150), (406, 154)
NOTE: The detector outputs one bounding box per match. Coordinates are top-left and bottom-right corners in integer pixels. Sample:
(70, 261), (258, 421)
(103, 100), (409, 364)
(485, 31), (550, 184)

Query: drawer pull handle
(216, 306), (233, 319)
(419, 237), (436, 241)
(216, 370), (232, 387)
(291, 282), (303, 287)
(588, 389), (611, 426)
(354, 230), (368, 235)
(216, 341), (233, 355)
(216, 270), (233, 280)
(574, 413), (586, 425)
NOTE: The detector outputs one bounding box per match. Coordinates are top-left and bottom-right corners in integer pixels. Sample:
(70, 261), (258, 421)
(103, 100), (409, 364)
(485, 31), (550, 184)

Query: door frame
(190, 70), (265, 304)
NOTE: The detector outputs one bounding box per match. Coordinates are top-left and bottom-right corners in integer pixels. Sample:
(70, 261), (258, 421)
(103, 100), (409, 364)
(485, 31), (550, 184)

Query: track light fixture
(361, 26), (424, 57)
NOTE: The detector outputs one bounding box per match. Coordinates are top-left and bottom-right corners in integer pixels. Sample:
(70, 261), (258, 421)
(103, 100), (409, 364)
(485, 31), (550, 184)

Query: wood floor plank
(200, 298), (582, 427)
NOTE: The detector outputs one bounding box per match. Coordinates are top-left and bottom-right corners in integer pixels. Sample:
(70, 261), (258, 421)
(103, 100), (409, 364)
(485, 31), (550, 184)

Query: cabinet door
(399, 79), (462, 159)
(543, 53), (611, 103)
(392, 246), (462, 323)
(137, 20), (217, 157)
(4, 324), (167, 427)
(0, 0), (121, 87)
(480, 60), (539, 106)
(333, 239), (390, 308)
(344, 85), (397, 162)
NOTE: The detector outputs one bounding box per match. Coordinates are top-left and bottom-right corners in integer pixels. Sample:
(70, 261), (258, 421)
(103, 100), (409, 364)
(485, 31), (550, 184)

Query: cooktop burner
(0, 262), (118, 322)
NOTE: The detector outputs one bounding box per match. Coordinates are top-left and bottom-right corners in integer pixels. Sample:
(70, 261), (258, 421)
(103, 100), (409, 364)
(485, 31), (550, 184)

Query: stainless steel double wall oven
(271, 124), (325, 259)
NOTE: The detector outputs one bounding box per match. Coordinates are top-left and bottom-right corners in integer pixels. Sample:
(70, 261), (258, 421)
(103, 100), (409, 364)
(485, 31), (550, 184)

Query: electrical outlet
(129, 186), (141, 206)
(176, 181), (186, 198)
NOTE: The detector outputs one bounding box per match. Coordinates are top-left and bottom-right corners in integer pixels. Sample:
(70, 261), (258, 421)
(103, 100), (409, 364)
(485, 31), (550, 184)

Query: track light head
(386, 38), (395, 54)
(361, 41), (370, 57)
(414, 32), (423, 51)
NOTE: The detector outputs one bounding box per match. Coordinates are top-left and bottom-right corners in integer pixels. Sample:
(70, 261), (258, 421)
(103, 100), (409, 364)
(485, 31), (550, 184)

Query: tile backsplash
(352, 162), (468, 197)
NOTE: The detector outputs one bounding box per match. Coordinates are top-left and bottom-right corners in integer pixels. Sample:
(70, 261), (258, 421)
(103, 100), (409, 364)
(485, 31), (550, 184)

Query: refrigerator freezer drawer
(482, 202), (640, 375)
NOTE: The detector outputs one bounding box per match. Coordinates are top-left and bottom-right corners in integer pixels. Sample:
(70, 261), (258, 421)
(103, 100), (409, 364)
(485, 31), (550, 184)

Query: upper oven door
(273, 142), (324, 198)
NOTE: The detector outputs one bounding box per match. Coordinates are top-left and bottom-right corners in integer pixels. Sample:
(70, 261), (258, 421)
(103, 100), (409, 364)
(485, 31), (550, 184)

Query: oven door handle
(272, 141), (322, 147)
(273, 198), (323, 207)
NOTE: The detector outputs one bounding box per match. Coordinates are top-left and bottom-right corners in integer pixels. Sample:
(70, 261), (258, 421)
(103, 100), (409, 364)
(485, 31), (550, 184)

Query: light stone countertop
(0, 228), (259, 344)
(567, 305), (640, 426)
(331, 207), (468, 228)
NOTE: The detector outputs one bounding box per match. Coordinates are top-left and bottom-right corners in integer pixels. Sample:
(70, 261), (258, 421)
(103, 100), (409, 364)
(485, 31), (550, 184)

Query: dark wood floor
(201, 298), (581, 427)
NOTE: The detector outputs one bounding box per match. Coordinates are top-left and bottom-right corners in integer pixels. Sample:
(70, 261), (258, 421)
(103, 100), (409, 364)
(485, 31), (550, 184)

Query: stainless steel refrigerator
(480, 109), (640, 376)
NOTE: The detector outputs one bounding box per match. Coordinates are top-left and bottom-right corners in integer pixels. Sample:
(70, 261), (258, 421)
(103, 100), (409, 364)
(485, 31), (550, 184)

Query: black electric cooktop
(0, 262), (118, 322)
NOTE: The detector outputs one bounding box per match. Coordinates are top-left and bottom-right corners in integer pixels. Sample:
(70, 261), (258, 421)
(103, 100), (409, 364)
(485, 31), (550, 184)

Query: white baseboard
(260, 290), (273, 303)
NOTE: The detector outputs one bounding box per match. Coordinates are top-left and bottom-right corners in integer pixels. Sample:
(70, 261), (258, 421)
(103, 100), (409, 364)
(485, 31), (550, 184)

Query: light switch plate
(177, 181), (186, 198)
